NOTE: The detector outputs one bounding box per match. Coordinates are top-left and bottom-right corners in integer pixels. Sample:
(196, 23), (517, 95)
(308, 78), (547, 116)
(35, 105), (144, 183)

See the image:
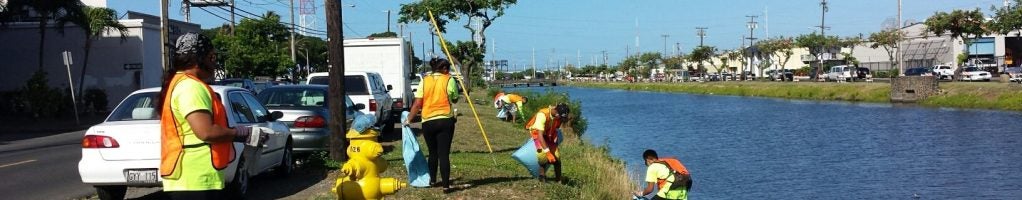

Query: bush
(83, 88), (108, 112)
(22, 71), (64, 118)
(517, 90), (588, 136)
(0, 90), (26, 115)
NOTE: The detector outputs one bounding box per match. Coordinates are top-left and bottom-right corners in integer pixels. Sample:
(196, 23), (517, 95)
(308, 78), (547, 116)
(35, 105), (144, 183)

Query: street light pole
(385, 10), (391, 33)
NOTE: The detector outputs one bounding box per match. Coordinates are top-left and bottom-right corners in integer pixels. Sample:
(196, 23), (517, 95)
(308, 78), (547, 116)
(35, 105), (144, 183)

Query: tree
(840, 34), (865, 66)
(446, 40), (485, 88)
(723, 50), (742, 76)
(869, 29), (904, 75)
(1, 0), (85, 71)
(61, 6), (127, 96)
(368, 31), (398, 38)
(990, 1), (1022, 37)
(210, 12), (296, 78)
(766, 37), (796, 79)
(689, 46), (717, 75)
(398, 0), (517, 54)
(923, 9), (986, 66)
(795, 33), (841, 76)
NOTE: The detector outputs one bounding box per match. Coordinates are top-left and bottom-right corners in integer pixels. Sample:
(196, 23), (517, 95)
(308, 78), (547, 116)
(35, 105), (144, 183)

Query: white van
(343, 38), (414, 114)
(827, 65), (853, 82)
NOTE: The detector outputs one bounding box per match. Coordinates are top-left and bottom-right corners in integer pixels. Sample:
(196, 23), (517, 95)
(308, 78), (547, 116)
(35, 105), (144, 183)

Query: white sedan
(959, 67), (992, 81)
(78, 86), (293, 200)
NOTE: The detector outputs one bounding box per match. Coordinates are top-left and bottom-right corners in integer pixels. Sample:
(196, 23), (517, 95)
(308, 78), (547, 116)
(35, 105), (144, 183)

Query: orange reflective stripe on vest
(160, 73), (235, 177)
(421, 73), (452, 119)
(655, 158), (689, 189)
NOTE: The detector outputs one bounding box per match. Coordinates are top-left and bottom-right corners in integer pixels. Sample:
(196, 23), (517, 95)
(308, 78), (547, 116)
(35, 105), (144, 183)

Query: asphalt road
(0, 130), (94, 200)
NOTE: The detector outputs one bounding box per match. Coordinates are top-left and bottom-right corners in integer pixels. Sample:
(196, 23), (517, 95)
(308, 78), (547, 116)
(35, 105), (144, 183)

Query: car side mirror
(268, 111), (284, 121)
(354, 103), (366, 111)
(386, 84), (393, 91)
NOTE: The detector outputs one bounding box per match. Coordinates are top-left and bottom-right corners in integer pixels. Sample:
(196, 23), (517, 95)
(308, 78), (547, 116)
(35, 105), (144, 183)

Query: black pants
(166, 190), (222, 200)
(422, 118), (455, 188)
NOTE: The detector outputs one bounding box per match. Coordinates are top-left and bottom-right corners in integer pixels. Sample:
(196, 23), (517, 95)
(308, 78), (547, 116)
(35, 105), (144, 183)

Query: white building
(0, 11), (200, 110)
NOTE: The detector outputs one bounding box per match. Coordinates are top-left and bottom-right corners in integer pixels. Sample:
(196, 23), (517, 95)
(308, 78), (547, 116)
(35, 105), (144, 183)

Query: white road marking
(0, 160), (37, 168)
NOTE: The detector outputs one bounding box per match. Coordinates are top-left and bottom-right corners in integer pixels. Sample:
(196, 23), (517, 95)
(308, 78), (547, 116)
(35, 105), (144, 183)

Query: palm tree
(60, 6), (127, 95)
(2, 0), (84, 71)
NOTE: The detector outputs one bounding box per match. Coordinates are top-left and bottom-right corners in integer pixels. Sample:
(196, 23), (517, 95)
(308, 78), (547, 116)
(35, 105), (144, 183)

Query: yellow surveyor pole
(427, 10), (494, 154)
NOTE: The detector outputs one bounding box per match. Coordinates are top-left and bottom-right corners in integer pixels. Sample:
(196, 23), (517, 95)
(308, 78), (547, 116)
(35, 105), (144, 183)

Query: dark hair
(522, 97), (528, 103)
(156, 32), (215, 112)
(430, 58), (450, 72)
(643, 149), (658, 160)
(554, 103), (570, 119)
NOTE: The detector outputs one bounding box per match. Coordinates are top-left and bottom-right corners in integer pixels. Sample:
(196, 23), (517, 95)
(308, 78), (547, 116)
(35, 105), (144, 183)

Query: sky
(108, 0), (1009, 71)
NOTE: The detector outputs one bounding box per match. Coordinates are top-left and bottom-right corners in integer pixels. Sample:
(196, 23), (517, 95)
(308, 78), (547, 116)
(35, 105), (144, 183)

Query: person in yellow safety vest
(635, 149), (691, 200)
(405, 58), (460, 193)
(525, 103), (570, 183)
(157, 33), (259, 199)
(499, 93), (528, 121)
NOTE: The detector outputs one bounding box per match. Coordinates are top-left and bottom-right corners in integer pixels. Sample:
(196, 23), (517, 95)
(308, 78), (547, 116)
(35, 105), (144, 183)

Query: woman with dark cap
(158, 32), (253, 199)
(406, 58), (460, 193)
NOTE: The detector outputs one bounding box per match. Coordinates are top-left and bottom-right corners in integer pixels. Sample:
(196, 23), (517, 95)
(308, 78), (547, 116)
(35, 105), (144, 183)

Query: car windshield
(258, 88), (327, 107)
(309, 76), (329, 85)
(107, 92), (158, 121)
(345, 75), (370, 95)
(964, 67), (981, 72)
(216, 80), (246, 88)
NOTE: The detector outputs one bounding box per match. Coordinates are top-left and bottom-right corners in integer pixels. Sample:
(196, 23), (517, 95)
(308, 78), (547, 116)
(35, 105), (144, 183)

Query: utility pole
(601, 50), (608, 66)
(385, 10), (391, 33)
(816, 0), (829, 80)
(230, 0), (236, 34)
(696, 27), (708, 46)
(625, 45), (630, 58)
(290, 0), (296, 63)
(895, 0), (903, 76)
(160, 0), (169, 71)
(532, 48), (536, 79)
(746, 15), (758, 80)
(325, 0), (348, 161)
(661, 34), (670, 56)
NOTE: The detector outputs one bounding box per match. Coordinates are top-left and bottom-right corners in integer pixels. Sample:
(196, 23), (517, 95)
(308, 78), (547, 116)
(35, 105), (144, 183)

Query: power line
(198, 7), (233, 24)
(215, 6), (327, 35)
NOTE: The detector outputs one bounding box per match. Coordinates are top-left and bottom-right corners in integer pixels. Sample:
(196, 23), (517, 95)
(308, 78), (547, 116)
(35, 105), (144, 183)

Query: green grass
(920, 82), (1022, 111)
(314, 90), (632, 199)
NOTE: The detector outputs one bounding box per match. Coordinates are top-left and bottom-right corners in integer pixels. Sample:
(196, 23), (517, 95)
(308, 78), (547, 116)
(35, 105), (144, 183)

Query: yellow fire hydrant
(332, 128), (407, 200)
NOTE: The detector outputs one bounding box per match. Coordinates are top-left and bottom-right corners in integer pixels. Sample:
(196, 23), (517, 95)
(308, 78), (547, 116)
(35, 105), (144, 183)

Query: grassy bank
(311, 90), (632, 199)
(570, 81), (1022, 111)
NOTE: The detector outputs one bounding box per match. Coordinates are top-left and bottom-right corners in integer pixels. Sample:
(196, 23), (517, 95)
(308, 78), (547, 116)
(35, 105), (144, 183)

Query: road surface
(0, 131), (94, 199)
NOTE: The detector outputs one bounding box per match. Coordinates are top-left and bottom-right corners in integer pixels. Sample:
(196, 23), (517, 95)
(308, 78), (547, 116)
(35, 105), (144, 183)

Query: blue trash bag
(351, 113), (376, 133)
(401, 112), (431, 187)
(496, 108), (508, 119)
(511, 139), (541, 177)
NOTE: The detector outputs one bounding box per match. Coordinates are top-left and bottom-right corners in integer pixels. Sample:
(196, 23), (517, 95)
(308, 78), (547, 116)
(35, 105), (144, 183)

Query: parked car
(410, 73), (423, 94)
(1004, 67), (1022, 83)
(257, 85), (366, 153)
(931, 65), (955, 80)
(959, 67), (992, 81)
(214, 78), (257, 92)
(904, 67), (936, 76)
(826, 65), (854, 81)
(78, 86), (293, 199)
(308, 71), (394, 127)
(853, 67), (872, 80)
(768, 69), (795, 81)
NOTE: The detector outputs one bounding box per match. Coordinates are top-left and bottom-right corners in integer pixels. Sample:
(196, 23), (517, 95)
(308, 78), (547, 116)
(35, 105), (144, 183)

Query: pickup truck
(932, 65), (954, 80)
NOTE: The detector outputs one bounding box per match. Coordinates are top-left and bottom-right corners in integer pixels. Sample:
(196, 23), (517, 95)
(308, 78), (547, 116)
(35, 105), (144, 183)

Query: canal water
(514, 87), (1022, 199)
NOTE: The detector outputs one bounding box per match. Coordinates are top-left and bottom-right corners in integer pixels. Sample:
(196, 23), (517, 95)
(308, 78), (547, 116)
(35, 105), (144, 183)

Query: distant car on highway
(257, 85), (365, 154)
(78, 86), (293, 200)
(959, 67), (992, 81)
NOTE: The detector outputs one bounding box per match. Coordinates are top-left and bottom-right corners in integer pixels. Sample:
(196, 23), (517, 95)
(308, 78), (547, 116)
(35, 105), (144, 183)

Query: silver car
(257, 85), (364, 153)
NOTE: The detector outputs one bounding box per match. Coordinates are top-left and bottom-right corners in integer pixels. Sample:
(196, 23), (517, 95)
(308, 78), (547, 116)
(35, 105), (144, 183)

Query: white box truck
(342, 37), (414, 114)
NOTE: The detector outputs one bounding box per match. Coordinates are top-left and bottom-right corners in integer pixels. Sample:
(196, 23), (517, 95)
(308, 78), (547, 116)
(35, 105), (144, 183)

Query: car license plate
(124, 169), (159, 184)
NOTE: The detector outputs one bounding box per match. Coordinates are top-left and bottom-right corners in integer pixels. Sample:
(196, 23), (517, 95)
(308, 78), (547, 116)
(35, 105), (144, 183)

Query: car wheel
(227, 157), (250, 199)
(95, 185), (126, 200)
(274, 139), (294, 178)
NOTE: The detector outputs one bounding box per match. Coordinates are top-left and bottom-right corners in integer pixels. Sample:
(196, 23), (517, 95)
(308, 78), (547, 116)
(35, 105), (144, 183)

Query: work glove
(233, 126), (270, 146)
